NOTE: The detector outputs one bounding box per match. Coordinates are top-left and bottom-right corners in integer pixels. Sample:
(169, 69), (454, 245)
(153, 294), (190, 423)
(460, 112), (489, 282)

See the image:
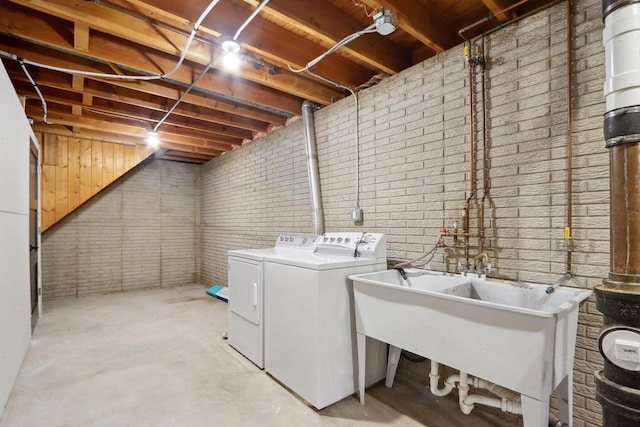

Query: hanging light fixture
(221, 37), (241, 70)
(146, 130), (160, 147)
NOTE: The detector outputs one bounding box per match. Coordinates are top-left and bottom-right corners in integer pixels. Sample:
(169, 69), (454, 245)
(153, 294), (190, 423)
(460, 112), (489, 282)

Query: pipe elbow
(472, 252), (489, 264)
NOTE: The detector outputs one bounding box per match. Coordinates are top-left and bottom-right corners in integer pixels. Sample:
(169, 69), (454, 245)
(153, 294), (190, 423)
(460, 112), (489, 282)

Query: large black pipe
(595, 1), (640, 425)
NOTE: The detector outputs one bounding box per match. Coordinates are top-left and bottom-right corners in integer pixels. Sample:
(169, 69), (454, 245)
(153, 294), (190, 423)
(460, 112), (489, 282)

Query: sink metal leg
(357, 332), (367, 405)
(556, 374), (573, 426)
(521, 394), (550, 427)
(385, 345), (402, 388)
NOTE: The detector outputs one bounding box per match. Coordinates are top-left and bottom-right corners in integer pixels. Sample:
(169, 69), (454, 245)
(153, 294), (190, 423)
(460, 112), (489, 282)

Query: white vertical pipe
(302, 101), (324, 235)
(603, 2), (640, 111)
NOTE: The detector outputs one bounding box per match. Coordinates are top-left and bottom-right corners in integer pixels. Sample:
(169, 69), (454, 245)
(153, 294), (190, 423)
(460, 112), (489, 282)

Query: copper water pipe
(479, 36), (488, 255)
(464, 40), (475, 265)
(565, 0), (574, 275)
(458, 0), (531, 40)
(609, 144), (640, 281)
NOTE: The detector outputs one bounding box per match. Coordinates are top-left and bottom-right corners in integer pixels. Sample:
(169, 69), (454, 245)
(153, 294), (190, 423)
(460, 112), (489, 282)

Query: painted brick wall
(199, 0), (606, 425)
(200, 122), (312, 284)
(40, 0), (606, 423)
(42, 159), (200, 298)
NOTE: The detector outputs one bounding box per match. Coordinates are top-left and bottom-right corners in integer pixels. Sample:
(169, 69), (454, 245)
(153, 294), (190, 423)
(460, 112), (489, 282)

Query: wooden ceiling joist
(241, 0), (410, 74)
(6, 0), (344, 106)
(5, 60), (287, 126)
(373, 1), (458, 52)
(481, 0), (518, 22)
(1, 0), (559, 164)
(129, 0), (381, 84)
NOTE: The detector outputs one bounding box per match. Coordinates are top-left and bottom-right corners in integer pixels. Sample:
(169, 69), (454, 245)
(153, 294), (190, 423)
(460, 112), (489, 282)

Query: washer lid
(264, 251), (386, 270)
(228, 247), (277, 261)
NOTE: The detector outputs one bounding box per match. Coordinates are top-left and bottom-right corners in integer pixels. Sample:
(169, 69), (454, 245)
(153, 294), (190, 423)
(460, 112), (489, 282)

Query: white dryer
(227, 233), (318, 368)
(263, 232), (388, 409)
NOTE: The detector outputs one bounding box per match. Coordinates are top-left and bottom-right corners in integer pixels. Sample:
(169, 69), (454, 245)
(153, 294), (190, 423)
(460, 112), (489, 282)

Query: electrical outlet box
(350, 208), (363, 222)
(373, 8), (395, 36)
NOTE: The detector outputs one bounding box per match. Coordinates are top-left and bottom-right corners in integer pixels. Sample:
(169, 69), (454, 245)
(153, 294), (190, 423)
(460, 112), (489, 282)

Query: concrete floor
(0, 285), (516, 427)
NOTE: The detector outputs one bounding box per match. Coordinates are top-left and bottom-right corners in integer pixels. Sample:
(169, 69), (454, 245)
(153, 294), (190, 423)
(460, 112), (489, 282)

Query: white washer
(227, 233), (319, 368)
(263, 232), (388, 409)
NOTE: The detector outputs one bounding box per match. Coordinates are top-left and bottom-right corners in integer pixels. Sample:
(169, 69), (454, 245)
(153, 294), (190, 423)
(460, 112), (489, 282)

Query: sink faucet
(472, 252), (491, 275)
(458, 261), (470, 276)
(546, 274), (573, 294)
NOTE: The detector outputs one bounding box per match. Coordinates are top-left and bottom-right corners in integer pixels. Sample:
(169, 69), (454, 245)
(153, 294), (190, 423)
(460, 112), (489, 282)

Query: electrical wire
(162, 0), (220, 77)
(288, 23), (377, 73)
(350, 88), (360, 211)
(352, 0), (377, 17)
(83, 107), (154, 130)
(394, 236), (442, 269)
(233, 0), (270, 41)
(301, 69), (361, 215)
(18, 59), (49, 124)
(153, 53), (222, 132)
(0, 0), (221, 81)
(152, 0), (272, 132)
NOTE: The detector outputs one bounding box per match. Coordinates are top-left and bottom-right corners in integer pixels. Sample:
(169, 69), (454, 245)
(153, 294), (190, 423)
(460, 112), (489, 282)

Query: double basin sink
(349, 268), (592, 427)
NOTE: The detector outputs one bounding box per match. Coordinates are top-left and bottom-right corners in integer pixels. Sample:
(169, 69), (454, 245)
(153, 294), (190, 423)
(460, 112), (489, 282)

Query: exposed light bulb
(222, 52), (241, 70)
(221, 38), (241, 71)
(147, 131), (160, 148)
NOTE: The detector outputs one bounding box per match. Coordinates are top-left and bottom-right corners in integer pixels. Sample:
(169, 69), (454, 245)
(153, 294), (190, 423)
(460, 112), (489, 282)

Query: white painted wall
(0, 60), (32, 417)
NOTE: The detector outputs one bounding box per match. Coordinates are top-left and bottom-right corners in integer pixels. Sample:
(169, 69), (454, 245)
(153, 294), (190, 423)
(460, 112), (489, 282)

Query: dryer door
(228, 258), (261, 325)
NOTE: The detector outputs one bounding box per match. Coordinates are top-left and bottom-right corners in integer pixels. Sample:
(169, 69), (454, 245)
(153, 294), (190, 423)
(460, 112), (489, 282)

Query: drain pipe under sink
(429, 360), (522, 416)
(302, 100), (324, 235)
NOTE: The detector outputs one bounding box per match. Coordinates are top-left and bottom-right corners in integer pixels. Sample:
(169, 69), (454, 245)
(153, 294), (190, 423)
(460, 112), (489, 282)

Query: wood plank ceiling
(1, 0), (557, 164)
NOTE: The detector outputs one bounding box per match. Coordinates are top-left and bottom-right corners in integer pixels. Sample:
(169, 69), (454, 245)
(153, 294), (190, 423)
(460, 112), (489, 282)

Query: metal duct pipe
(302, 100), (324, 235)
(595, 1), (640, 425)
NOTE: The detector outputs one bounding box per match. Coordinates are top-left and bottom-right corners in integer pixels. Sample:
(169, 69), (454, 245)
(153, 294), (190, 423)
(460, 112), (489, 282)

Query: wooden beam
(358, 0), (460, 52)
(163, 150), (214, 161)
(125, 0), (380, 84)
(26, 104), (238, 152)
(71, 75), (84, 91)
(33, 124), (224, 159)
(159, 141), (222, 157)
(71, 74), (84, 115)
(252, 0), (411, 73)
(33, 124), (140, 146)
(82, 93), (93, 106)
(74, 22), (89, 52)
(159, 154), (208, 164)
(5, 61), (286, 126)
(11, 69), (268, 139)
(0, 32), (302, 117)
(480, 0), (517, 22)
(6, 0), (344, 106)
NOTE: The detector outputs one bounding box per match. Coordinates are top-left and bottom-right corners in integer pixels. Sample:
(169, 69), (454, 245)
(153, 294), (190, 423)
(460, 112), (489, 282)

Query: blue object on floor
(206, 284), (228, 302)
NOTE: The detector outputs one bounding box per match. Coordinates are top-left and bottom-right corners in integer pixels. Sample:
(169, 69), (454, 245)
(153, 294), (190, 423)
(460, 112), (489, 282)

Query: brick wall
(199, 0), (606, 424)
(41, 0), (606, 423)
(42, 159), (200, 298)
(200, 122), (312, 284)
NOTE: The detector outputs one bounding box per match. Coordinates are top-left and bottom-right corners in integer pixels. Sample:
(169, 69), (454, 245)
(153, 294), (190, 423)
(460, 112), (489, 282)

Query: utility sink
(349, 269), (592, 427)
(438, 276), (583, 313)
